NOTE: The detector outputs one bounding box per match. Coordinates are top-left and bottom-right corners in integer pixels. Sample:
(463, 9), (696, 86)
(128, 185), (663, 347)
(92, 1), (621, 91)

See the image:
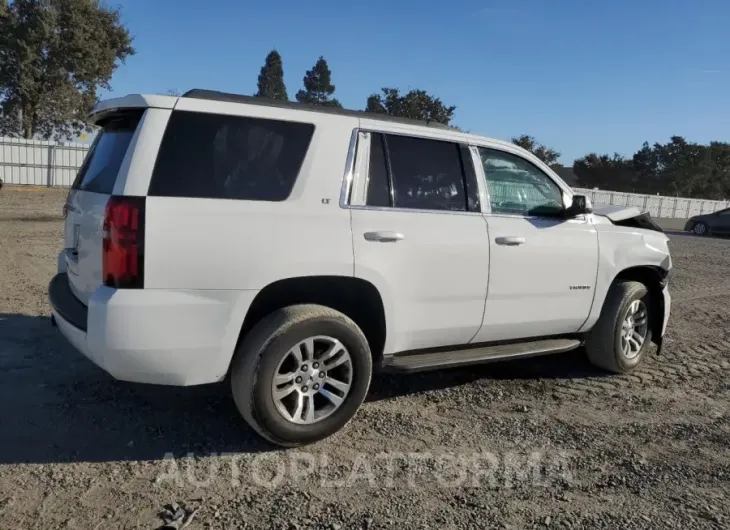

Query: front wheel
(230, 304), (372, 447)
(585, 281), (652, 373)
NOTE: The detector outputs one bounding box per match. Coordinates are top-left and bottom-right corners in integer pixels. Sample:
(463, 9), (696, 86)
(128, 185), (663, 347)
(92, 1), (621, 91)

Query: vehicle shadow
(0, 312), (610, 465)
(666, 230), (730, 240)
(0, 313), (273, 466)
(367, 348), (605, 403)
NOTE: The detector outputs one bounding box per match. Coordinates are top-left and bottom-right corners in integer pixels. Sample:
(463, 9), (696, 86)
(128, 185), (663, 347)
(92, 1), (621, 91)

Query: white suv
(50, 90), (672, 447)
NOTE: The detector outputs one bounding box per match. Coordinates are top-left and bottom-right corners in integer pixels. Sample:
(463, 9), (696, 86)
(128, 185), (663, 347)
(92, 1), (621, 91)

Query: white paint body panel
(63, 189), (108, 304)
(51, 276), (257, 385)
(351, 209), (490, 354)
(141, 100), (357, 290)
(579, 218), (672, 333)
(473, 215), (599, 342)
(144, 196), (354, 290)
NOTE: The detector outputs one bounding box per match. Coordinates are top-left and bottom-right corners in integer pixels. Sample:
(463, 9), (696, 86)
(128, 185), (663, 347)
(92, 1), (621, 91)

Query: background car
(684, 208), (730, 236)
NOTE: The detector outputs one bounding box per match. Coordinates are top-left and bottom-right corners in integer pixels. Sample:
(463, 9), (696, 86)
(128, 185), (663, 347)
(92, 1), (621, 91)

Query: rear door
(349, 129), (490, 354)
(63, 111), (143, 304)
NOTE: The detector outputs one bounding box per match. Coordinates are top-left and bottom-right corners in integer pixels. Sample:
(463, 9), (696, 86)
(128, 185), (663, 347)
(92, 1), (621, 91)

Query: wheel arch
(234, 275), (388, 370)
(610, 265), (668, 344)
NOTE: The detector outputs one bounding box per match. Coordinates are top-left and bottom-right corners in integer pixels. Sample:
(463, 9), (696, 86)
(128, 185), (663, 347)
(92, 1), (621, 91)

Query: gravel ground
(1, 186), (729, 530)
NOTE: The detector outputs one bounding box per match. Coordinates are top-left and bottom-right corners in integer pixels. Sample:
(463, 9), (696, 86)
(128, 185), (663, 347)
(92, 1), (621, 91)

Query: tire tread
(230, 304), (370, 447)
(585, 280), (650, 373)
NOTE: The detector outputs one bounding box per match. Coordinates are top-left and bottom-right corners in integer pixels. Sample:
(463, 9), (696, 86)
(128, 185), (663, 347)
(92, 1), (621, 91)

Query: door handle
(495, 236), (526, 246)
(364, 231), (405, 243)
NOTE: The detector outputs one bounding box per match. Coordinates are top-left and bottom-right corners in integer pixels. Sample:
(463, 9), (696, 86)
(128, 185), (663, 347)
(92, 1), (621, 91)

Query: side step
(382, 338), (581, 373)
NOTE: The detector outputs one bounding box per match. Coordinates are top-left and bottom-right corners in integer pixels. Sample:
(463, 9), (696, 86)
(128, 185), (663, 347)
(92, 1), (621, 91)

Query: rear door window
(148, 111), (315, 201)
(365, 133), (478, 212)
(72, 111), (143, 194)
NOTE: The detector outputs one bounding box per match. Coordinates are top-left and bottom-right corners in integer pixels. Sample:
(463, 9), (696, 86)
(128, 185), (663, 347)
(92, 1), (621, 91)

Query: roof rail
(181, 89), (455, 130)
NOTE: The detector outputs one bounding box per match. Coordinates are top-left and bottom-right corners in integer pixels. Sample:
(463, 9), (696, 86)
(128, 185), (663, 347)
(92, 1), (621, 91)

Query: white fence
(1, 136), (729, 219)
(0, 136), (88, 187)
(575, 188), (730, 219)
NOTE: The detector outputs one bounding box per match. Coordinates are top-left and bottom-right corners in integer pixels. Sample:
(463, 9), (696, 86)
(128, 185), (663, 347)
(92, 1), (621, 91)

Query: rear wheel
(231, 304), (372, 447)
(693, 222), (708, 236)
(585, 281), (652, 373)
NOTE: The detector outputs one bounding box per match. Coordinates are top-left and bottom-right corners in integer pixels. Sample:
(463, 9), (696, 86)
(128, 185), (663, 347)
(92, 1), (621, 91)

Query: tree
(573, 153), (636, 191)
(571, 137), (730, 199)
(255, 50), (288, 101)
(295, 56), (341, 108)
(511, 135), (561, 168)
(364, 88), (456, 125)
(632, 136), (730, 199)
(0, 0), (134, 140)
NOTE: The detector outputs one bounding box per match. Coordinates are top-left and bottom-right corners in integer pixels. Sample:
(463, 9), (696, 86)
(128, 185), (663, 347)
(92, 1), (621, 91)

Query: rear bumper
(49, 273), (88, 331)
(48, 273), (258, 386)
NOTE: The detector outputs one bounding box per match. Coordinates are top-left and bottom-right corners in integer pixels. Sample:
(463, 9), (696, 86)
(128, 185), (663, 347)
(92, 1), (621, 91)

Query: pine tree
(255, 50), (288, 101)
(295, 56), (342, 108)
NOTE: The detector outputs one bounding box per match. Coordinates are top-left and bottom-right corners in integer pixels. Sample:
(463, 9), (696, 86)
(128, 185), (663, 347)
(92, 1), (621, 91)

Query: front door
(471, 146), (599, 343)
(349, 130), (490, 355)
(713, 208), (730, 233)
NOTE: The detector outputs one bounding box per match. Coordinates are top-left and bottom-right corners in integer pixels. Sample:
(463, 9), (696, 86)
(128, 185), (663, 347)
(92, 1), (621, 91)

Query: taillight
(102, 196), (145, 288)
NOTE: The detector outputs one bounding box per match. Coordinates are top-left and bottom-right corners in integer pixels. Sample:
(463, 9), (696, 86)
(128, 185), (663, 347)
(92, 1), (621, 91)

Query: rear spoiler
(88, 94), (178, 125)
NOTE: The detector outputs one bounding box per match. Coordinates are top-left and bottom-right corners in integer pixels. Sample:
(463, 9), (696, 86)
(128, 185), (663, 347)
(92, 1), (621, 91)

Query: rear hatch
(63, 110), (143, 304)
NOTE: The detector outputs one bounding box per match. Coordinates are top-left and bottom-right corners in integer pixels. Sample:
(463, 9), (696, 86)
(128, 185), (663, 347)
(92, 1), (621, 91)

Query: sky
(104, 0), (730, 164)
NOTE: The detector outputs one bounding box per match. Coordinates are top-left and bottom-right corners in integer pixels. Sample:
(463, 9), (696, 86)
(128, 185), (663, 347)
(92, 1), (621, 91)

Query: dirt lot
(1, 186), (729, 529)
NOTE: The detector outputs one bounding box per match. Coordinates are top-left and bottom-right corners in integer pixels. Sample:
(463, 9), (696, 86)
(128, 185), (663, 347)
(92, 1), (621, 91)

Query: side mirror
(566, 195), (593, 217)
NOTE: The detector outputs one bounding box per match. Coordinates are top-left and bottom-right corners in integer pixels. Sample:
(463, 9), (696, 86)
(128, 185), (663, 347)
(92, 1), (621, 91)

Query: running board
(382, 338), (581, 373)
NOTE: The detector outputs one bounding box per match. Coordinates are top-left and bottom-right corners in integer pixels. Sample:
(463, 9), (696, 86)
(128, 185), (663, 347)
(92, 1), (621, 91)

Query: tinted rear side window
(72, 111), (143, 194)
(385, 134), (467, 212)
(149, 111), (315, 201)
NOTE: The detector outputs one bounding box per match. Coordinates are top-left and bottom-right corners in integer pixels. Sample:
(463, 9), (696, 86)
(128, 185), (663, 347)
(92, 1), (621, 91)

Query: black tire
(693, 222), (708, 236)
(230, 304), (372, 447)
(585, 281), (652, 373)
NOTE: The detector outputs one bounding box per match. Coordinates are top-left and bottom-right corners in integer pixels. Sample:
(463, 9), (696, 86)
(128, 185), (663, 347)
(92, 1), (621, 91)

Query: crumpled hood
(592, 203), (665, 233)
(592, 203), (644, 222)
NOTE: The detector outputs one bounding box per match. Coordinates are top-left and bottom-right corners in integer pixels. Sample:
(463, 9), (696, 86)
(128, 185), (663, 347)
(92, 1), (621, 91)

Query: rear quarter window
(148, 111), (315, 201)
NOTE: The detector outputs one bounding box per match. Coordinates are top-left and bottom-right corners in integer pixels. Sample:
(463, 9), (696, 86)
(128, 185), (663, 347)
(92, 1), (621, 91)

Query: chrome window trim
(468, 145), (491, 214)
(340, 126), (482, 216)
(350, 131), (371, 206)
(339, 127), (360, 208)
(360, 131), (372, 204)
(339, 126), (585, 222)
(345, 204), (485, 217)
(482, 211), (589, 223)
